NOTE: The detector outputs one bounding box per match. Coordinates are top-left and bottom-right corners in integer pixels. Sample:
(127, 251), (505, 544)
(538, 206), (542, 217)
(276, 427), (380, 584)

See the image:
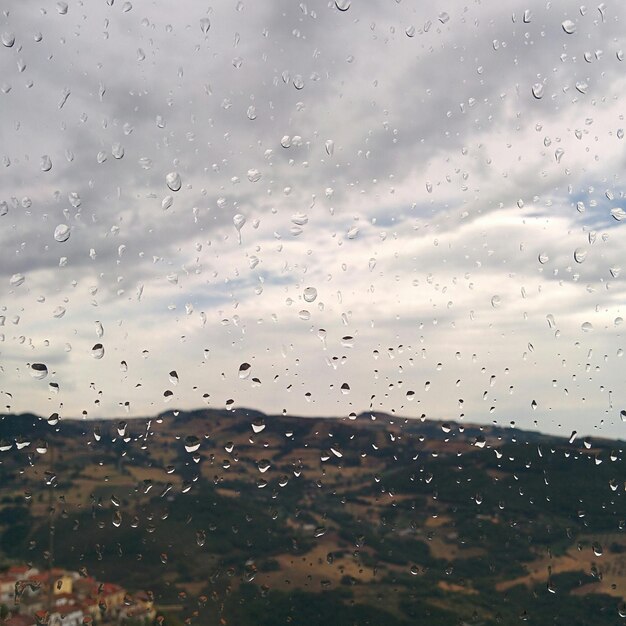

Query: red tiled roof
(0, 575), (18, 583)
(4, 616), (36, 626)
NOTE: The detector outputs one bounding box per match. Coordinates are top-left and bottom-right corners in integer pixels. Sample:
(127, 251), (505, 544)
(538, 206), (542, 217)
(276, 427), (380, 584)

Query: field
(1, 408), (625, 625)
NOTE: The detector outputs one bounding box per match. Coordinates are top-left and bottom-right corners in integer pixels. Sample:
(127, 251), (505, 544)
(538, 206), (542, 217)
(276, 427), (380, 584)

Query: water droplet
(620, 410), (626, 422)
(111, 143), (124, 159)
(41, 155), (52, 172)
(1, 32), (15, 47)
(233, 214), (246, 244)
(30, 363), (48, 380)
(325, 139), (334, 156)
(239, 363), (251, 379)
(592, 542), (603, 557)
(303, 287), (317, 303)
(257, 459), (271, 473)
(10, 273), (25, 287)
(335, 0), (351, 11)
(561, 19), (576, 34)
(438, 11), (450, 23)
(91, 343), (105, 359)
(57, 2), (69, 15)
(166, 171), (182, 192)
(184, 436), (201, 453)
(538, 252), (549, 264)
(405, 25), (415, 37)
(610, 207), (626, 221)
(573, 248), (587, 263)
(531, 83), (544, 99)
(581, 322), (593, 332)
(54, 224), (71, 242)
(247, 168), (261, 182)
(200, 17), (211, 34)
(251, 419), (265, 433)
(161, 195), (173, 211)
(491, 295), (502, 308)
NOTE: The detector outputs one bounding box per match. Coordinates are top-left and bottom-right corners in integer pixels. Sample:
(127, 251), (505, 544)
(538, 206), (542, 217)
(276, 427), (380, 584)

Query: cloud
(0, 0), (624, 438)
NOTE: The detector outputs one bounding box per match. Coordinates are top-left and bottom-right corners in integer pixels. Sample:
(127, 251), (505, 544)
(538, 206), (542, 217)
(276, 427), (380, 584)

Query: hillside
(1, 409), (626, 625)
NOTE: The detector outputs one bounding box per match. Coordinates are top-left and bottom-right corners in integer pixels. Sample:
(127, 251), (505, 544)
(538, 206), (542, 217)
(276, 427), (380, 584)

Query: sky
(0, 0), (625, 438)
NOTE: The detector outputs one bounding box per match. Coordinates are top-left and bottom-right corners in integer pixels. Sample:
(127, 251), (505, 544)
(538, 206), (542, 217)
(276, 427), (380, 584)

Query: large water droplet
(10, 273), (25, 287)
(54, 224), (71, 242)
(531, 83), (544, 99)
(238, 363), (251, 379)
(30, 363), (48, 380)
(610, 207), (626, 221)
(91, 343), (105, 359)
(561, 19), (576, 34)
(166, 171), (182, 192)
(1, 32), (15, 47)
(184, 436), (200, 453)
(200, 17), (211, 34)
(335, 0), (351, 11)
(303, 287), (318, 303)
(247, 168), (261, 182)
(573, 248), (587, 263)
(233, 214), (246, 244)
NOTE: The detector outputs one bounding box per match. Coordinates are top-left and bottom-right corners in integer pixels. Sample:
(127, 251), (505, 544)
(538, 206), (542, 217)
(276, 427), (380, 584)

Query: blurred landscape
(1, 409), (626, 625)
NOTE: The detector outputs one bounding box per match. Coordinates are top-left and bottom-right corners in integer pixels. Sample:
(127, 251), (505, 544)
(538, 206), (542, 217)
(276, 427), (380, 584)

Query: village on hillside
(0, 565), (155, 625)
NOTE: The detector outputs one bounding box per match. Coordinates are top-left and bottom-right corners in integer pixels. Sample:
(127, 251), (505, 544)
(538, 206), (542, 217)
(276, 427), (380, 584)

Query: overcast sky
(0, 0), (625, 438)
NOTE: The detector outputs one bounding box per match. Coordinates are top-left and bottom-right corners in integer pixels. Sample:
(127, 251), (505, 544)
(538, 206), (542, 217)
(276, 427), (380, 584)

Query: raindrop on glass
(561, 19), (576, 34)
(303, 287), (317, 303)
(166, 171), (182, 192)
(54, 224), (71, 242)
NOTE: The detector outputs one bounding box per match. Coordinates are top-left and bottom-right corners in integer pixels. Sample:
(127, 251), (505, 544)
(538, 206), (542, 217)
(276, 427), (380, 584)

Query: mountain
(1, 408), (626, 625)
